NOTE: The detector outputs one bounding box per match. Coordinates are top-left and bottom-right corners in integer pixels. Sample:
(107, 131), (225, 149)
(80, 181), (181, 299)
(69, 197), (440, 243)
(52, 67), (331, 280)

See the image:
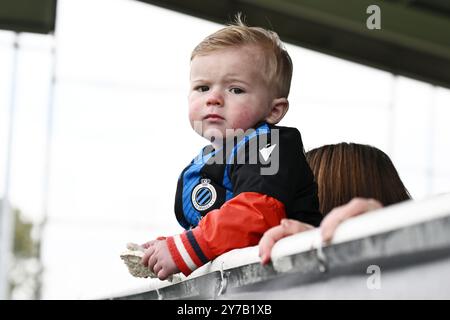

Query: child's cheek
(188, 102), (202, 121)
(231, 109), (258, 130)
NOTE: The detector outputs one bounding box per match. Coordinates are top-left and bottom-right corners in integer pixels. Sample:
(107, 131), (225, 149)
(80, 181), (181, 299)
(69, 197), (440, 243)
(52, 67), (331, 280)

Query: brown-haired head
(306, 143), (411, 216)
(191, 13), (293, 99)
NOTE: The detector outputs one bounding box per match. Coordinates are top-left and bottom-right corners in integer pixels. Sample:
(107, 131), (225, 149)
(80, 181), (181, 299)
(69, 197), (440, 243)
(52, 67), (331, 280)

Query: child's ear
(265, 98), (289, 124)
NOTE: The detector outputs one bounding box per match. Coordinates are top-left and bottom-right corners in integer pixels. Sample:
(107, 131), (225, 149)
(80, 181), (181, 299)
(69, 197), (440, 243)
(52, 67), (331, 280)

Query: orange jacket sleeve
(166, 191), (286, 276)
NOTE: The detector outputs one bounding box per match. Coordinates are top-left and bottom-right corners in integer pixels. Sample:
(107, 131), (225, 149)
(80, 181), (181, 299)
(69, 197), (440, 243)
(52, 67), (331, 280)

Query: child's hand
(139, 240), (158, 250)
(140, 236), (168, 267)
(141, 239), (160, 267)
(258, 219), (314, 265)
(142, 239), (179, 280)
(139, 236), (166, 250)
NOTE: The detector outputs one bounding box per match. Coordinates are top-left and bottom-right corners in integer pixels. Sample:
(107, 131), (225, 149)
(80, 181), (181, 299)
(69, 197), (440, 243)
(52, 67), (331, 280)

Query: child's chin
(201, 128), (226, 141)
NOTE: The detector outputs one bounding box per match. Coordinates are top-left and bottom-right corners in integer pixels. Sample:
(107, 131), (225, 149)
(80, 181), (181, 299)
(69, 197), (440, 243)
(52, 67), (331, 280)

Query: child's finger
(157, 268), (169, 281)
(153, 262), (162, 277)
(141, 246), (155, 266)
(147, 253), (158, 272)
(140, 240), (157, 249)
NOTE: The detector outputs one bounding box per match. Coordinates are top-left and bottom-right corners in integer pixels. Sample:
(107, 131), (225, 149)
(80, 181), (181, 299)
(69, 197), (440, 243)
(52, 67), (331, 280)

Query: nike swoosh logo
(259, 144), (277, 162)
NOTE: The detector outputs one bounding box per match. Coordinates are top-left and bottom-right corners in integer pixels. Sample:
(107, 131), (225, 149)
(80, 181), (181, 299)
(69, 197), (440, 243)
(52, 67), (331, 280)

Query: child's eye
(230, 87), (244, 94)
(195, 86), (209, 92)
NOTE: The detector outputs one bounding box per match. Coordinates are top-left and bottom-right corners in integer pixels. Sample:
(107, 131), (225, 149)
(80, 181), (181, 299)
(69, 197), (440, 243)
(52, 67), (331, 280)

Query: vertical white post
(426, 85), (436, 195)
(0, 32), (20, 300)
(387, 74), (398, 157)
(35, 34), (57, 300)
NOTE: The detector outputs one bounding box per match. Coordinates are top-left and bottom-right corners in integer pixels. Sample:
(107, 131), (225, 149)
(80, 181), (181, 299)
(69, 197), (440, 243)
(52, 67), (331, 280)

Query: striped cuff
(166, 229), (214, 276)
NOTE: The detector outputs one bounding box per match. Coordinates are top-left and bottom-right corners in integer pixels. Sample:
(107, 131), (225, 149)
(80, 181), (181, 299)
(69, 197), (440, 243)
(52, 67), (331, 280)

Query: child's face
(189, 45), (273, 142)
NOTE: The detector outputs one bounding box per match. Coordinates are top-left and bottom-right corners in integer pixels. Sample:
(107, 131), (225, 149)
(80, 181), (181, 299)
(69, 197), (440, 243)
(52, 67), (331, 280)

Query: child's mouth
(204, 114), (225, 120)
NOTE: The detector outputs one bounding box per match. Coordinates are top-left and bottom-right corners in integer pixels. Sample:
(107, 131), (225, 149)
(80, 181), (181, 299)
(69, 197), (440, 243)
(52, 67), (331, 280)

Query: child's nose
(206, 91), (223, 107)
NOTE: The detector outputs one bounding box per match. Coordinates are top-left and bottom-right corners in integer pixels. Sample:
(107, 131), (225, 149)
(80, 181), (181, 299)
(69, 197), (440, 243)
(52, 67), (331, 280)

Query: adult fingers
(344, 198), (383, 219)
(259, 219), (312, 265)
(320, 211), (342, 244)
(258, 225), (284, 265)
(258, 235), (276, 265)
(365, 198), (383, 212)
(281, 219), (314, 233)
(321, 198), (383, 243)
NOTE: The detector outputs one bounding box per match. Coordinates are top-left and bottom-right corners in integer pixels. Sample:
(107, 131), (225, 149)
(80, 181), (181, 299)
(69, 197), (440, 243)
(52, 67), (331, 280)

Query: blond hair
(191, 15), (293, 98)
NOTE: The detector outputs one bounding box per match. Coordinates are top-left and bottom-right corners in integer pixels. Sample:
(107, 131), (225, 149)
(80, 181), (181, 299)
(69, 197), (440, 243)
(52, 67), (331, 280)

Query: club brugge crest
(191, 178), (217, 211)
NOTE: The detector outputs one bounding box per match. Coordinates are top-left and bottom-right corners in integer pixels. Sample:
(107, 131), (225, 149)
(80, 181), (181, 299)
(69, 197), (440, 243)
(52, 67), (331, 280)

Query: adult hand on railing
(320, 198), (382, 243)
(258, 197), (383, 265)
(259, 219), (314, 265)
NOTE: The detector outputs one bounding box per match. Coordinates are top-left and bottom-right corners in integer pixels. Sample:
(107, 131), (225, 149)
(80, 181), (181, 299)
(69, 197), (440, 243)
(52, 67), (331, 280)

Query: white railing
(109, 193), (450, 299)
